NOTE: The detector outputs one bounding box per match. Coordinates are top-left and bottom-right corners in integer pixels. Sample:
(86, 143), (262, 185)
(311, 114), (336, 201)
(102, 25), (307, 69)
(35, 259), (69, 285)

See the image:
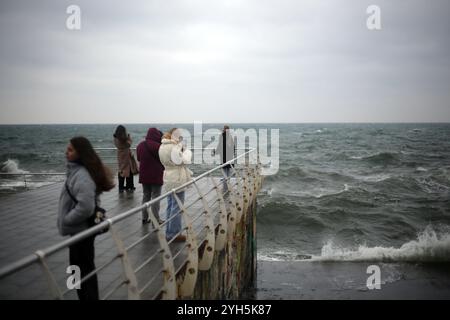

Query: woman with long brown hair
(57, 136), (114, 300)
(114, 125), (136, 193)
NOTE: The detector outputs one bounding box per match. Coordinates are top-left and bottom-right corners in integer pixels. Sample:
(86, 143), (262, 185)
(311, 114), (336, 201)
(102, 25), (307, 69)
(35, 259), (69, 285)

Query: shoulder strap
(65, 182), (78, 204)
(65, 182), (99, 207)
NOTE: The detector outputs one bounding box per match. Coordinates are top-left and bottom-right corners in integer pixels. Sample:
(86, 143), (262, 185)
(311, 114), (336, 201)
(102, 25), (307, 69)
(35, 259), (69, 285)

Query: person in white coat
(159, 128), (193, 242)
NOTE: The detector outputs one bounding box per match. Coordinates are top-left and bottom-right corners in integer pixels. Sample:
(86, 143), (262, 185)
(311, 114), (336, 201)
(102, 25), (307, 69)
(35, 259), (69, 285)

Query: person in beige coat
(159, 128), (193, 242)
(113, 125), (135, 193)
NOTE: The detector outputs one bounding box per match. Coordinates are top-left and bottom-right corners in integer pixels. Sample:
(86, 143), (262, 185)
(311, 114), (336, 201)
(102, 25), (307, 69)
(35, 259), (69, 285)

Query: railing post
(35, 250), (63, 300)
(173, 191), (198, 298)
(193, 180), (215, 271)
(145, 207), (177, 300)
(210, 176), (228, 251)
(109, 222), (141, 300)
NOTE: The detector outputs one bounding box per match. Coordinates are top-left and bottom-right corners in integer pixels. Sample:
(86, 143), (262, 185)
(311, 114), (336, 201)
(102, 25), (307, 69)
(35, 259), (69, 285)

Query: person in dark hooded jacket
(137, 128), (165, 225)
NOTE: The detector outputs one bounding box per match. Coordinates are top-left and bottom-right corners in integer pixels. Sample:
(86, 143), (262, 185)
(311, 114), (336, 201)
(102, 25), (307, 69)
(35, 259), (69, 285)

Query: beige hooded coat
(159, 138), (193, 191)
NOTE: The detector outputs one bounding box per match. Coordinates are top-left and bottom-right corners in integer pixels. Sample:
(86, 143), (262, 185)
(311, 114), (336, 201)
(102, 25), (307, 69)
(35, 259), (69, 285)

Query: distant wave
(263, 184), (351, 200)
(351, 173), (392, 183)
(311, 184), (350, 199)
(310, 226), (450, 262)
(350, 152), (399, 165)
(0, 180), (51, 190)
(0, 159), (29, 174)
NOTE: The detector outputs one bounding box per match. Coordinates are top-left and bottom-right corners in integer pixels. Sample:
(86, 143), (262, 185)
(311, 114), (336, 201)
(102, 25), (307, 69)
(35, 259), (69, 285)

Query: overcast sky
(0, 0), (449, 124)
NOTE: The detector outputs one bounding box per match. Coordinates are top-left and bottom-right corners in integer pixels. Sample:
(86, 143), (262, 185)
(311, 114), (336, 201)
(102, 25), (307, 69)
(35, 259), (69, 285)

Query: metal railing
(0, 148), (263, 300)
(0, 147), (239, 191)
(0, 148), (139, 190)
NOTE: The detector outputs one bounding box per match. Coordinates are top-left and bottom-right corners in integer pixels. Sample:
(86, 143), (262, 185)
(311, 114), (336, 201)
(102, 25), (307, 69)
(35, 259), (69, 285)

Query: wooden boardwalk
(0, 178), (231, 300)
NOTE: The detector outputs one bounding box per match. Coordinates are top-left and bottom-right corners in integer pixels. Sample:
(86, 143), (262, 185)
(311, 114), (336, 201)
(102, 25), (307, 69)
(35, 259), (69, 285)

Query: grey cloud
(0, 0), (449, 123)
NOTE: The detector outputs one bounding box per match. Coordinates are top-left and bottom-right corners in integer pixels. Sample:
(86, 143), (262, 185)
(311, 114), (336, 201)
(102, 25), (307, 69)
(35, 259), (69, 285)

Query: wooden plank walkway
(0, 178), (233, 300)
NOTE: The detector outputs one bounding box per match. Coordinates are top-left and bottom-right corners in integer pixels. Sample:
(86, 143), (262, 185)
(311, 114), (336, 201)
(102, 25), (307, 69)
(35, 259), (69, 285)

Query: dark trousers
(69, 236), (99, 300)
(142, 184), (162, 221)
(118, 173), (134, 191)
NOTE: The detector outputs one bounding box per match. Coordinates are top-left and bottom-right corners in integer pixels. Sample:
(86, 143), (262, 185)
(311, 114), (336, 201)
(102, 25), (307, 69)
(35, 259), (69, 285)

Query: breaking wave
(310, 226), (450, 262)
(0, 159), (29, 174)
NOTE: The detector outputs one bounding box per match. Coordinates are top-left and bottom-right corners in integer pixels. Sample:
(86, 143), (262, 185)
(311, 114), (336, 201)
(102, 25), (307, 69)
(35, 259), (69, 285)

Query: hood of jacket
(161, 138), (176, 145)
(146, 128), (162, 143)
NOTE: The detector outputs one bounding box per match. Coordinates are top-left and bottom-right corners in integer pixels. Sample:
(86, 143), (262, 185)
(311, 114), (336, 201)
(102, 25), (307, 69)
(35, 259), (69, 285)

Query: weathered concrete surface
(193, 197), (257, 300)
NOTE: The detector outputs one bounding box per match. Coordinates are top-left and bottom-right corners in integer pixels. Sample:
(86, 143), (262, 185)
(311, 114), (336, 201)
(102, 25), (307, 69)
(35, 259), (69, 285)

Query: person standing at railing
(137, 128), (165, 225)
(159, 128), (193, 242)
(57, 137), (115, 300)
(214, 125), (237, 192)
(113, 125), (136, 193)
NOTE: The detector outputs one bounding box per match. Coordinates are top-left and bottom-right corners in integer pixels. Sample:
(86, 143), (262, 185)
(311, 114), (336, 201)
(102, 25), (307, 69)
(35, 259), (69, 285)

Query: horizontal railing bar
(125, 229), (158, 252)
(166, 227), (188, 246)
(150, 287), (164, 301)
(182, 196), (203, 212)
(138, 268), (164, 295)
(134, 249), (164, 275)
(171, 243), (189, 261)
(191, 210), (207, 225)
(62, 253), (121, 296)
(102, 279), (128, 300)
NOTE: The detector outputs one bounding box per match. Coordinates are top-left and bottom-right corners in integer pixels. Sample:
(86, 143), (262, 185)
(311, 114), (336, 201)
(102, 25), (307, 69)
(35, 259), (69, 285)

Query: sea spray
(310, 226), (450, 262)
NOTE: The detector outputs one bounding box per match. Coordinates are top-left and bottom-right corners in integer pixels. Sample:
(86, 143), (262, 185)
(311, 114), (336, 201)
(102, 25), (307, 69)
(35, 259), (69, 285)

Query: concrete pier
(0, 162), (263, 300)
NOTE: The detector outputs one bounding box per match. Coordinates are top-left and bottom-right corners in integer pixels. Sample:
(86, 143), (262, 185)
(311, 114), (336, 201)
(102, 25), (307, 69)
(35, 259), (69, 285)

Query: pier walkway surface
(0, 156), (263, 300)
(0, 181), (212, 299)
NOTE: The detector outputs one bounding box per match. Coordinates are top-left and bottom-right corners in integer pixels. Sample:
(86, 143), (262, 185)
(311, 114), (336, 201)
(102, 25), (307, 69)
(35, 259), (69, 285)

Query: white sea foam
(310, 226), (450, 262)
(0, 180), (51, 189)
(313, 184), (349, 198)
(0, 159), (29, 174)
(417, 178), (449, 194)
(257, 249), (312, 262)
(257, 253), (284, 262)
(353, 173), (391, 183)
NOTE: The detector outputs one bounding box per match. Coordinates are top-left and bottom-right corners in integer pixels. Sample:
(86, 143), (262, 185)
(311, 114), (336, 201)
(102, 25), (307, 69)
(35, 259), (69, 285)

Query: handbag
(130, 151), (139, 175)
(64, 182), (109, 235)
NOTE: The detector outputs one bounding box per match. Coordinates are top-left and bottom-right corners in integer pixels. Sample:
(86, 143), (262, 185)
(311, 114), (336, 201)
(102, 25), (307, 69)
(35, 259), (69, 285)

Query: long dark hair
(113, 125), (128, 143)
(70, 136), (115, 193)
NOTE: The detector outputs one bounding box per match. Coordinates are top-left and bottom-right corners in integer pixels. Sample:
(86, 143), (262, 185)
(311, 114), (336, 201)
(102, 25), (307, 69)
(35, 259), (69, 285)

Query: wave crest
(0, 159), (29, 174)
(311, 226), (450, 262)
(351, 152), (399, 165)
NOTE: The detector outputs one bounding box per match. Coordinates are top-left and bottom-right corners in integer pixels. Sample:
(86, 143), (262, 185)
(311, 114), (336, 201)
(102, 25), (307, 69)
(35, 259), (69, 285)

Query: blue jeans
(166, 191), (185, 240)
(222, 166), (231, 192)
